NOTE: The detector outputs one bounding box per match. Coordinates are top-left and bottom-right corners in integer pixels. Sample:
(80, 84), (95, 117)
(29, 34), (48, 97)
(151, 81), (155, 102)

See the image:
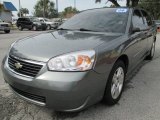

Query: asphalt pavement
(0, 30), (160, 120)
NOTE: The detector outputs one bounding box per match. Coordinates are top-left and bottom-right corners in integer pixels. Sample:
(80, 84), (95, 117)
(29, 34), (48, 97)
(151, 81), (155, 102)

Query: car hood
(46, 21), (54, 24)
(0, 22), (9, 25)
(10, 30), (122, 62)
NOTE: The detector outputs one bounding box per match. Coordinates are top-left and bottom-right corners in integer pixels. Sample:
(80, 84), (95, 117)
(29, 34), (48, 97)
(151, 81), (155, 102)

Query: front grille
(11, 86), (46, 103)
(1, 24), (9, 27)
(8, 55), (43, 77)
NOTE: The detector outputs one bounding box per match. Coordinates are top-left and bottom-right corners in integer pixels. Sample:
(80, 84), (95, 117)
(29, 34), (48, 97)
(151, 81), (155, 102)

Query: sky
(0, 0), (126, 17)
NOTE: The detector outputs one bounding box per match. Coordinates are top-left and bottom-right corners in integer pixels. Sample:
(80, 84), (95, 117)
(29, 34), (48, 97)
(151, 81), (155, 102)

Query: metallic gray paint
(1, 8), (157, 112)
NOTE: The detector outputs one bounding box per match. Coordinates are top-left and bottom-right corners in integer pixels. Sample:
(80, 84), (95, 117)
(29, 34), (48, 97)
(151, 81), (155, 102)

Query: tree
(138, 0), (160, 19)
(18, 8), (29, 17)
(62, 6), (79, 18)
(95, 0), (139, 7)
(34, 0), (57, 18)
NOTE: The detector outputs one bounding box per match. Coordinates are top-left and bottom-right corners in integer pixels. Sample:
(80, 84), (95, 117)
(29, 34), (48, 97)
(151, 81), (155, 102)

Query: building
(0, 2), (17, 22)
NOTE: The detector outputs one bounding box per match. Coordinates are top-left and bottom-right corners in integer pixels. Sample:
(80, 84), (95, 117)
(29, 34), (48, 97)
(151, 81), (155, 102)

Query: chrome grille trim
(7, 55), (45, 78)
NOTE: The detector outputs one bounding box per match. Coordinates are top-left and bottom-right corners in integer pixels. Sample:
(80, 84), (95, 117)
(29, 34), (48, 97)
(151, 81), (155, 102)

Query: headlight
(48, 50), (96, 71)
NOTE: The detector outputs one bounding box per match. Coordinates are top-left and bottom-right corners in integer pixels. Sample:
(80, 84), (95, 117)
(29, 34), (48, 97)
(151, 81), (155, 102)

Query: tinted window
(60, 8), (129, 33)
(141, 10), (152, 27)
(25, 18), (30, 22)
(18, 18), (23, 21)
(132, 10), (145, 29)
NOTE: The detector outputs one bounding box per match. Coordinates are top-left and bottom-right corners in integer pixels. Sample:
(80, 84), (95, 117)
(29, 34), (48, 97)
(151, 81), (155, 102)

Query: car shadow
(124, 60), (150, 91)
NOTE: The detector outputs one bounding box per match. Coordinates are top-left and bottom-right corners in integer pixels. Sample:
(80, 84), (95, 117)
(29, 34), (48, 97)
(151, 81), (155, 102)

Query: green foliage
(138, 0), (160, 19)
(61, 6), (79, 17)
(96, 0), (139, 7)
(34, 0), (57, 18)
(17, 8), (29, 17)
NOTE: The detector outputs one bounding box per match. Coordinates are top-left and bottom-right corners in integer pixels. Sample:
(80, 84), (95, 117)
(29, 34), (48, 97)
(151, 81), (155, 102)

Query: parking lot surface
(0, 30), (160, 120)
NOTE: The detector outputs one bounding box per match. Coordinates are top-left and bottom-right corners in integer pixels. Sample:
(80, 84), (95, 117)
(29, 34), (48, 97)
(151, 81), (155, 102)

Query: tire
(4, 30), (10, 33)
(47, 25), (51, 30)
(18, 26), (23, 31)
(103, 60), (126, 105)
(145, 41), (156, 60)
(33, 26), (37, 31)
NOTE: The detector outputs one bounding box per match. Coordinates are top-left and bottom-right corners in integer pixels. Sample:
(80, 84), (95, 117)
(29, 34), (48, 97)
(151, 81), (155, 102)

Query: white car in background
(0, 19), (10, 33)
(38, 17), (58, 29)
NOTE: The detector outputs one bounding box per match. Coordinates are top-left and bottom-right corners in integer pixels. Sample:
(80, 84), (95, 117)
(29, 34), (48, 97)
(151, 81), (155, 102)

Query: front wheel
(4, 30), (10, 33)
(146, 41), (156, 60)
(103, 60), (126, 105)
(47, 25), (51, 30)
(33, 26), (37, 31)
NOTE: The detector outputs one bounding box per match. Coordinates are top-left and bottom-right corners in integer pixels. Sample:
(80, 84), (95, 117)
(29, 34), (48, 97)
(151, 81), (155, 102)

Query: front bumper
(2, 57), (107, 112)
(0, 26), (10, 31)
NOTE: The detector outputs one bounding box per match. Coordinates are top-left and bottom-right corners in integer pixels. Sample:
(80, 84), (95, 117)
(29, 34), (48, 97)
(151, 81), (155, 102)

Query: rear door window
(132, 9), (145, 29)
(141, 10), (153, 27)
(18, 18), (23, 22)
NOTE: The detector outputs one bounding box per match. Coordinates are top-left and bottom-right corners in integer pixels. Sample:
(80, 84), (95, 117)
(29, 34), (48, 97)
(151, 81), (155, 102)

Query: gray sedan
(1, 8), (157, 112)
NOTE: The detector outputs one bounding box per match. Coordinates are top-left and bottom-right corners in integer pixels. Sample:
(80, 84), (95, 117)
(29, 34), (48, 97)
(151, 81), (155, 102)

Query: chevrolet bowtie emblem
(15, 62), (23, 69)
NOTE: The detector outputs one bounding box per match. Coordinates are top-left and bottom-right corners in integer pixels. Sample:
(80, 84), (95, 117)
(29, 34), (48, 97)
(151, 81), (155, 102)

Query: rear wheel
(4, 30), (10, 33)
(103, 60), (126, 105)
(18, 25), (23, 31)
(146, 41), (156, 60)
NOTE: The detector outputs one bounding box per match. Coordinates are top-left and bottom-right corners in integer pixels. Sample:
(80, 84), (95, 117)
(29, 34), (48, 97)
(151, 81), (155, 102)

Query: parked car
(2, 8), (157, 112)
(0, 19), (10, 33)
(38, 17), (58, 29)
(153, 20), (160, 29)
(16, 17), (47, 31)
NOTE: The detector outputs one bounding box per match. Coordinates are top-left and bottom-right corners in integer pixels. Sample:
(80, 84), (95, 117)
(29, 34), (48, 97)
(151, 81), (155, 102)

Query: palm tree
(17, 8), (29, 17)
(34, 0), (57, 18)
(22, 8), (29, 16)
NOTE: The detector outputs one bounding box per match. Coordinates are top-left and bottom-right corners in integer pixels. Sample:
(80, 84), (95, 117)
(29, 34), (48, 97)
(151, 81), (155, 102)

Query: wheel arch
(115, 54), (129, 71)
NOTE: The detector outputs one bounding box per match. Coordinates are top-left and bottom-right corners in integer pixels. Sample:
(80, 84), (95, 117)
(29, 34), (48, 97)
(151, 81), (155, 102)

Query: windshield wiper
(79, 28), (98, 32)
(57, 28), (99, 32)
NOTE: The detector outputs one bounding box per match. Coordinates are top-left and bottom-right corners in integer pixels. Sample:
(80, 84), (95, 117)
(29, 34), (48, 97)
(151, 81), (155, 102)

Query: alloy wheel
(111, 67), (124, 99)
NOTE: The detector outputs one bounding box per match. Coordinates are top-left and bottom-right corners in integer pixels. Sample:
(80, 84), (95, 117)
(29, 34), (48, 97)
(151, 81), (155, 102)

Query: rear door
(131, 9), (147, 60)
(140, 10), (155, 52)
(25, 18), (32, 29)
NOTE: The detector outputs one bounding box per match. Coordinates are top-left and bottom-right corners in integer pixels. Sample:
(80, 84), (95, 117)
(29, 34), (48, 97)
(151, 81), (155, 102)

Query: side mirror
(132, 27), (140, 33)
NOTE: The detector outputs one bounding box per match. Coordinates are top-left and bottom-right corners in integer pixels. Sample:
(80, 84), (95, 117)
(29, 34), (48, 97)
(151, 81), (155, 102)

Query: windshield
(44, 18), (50, 22)
(59, 8), (129, 33)
(0, 19), (3, 22)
